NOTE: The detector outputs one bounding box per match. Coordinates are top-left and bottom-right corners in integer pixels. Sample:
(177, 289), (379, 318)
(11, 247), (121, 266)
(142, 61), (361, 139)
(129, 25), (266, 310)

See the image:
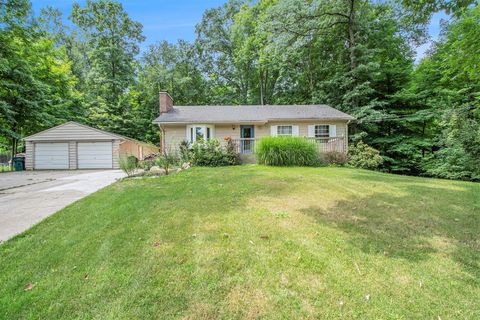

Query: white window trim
(307, 124), (337, 138)
(271, 125), (299, 137)
(186, 124), (215, 143)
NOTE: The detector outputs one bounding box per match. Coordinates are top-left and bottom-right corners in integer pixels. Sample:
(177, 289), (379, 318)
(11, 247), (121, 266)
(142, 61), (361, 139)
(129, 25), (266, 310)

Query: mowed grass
(0, 166), (479, 319)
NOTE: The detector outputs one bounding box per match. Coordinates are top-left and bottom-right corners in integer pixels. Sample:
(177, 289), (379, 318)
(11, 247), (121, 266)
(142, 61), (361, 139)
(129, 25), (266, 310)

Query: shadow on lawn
(300, 172), (480, 284)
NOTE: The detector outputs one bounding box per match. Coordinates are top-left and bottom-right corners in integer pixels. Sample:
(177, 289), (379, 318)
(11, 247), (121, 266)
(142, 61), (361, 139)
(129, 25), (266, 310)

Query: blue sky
(31, 0), (447, 62)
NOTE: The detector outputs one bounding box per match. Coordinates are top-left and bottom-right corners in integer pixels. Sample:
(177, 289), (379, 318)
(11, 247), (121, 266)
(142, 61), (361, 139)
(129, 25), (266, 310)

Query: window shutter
(307, 125), (315, 137)
(270, 125), (277, 136)
(292, 125), (299, 136)
(329, 125), (336, 137)
(186, 126), (191, 141)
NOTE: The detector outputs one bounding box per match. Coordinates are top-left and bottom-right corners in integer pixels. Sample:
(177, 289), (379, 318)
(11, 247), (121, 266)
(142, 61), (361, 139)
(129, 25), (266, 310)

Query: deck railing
(229, 137), (346, 154)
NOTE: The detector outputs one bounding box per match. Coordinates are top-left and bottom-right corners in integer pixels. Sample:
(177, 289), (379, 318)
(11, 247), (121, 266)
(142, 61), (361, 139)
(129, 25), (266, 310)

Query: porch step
(239, 154), (256, 164)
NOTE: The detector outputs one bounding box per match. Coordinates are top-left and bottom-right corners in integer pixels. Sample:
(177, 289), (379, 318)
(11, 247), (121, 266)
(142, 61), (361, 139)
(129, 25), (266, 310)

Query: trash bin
(13, 157), (25, 171)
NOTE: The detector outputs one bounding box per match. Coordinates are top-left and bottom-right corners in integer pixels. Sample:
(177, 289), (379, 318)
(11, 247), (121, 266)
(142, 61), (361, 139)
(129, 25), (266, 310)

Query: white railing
(230, 137), (346, 154)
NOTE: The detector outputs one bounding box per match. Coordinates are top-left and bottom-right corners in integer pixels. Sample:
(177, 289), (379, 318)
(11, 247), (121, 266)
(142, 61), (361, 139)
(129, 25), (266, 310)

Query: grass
(0, 164), (12, 172)
(256, 136), (318, 166)
(0, 166), (479, 319)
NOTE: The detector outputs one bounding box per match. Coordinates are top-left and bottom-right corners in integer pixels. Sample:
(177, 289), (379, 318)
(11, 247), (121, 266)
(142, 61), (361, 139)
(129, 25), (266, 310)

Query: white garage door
(35, 143), (69, 169)
(77, 142), (113, 169)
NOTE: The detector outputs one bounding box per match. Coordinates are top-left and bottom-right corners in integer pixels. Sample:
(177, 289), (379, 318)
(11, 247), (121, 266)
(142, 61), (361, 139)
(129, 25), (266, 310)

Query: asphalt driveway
(0, 170), (125, 242)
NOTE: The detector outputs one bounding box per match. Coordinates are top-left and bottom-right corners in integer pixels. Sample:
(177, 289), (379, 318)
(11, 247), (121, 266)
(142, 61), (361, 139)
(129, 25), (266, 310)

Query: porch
(230, 137), (347, 154)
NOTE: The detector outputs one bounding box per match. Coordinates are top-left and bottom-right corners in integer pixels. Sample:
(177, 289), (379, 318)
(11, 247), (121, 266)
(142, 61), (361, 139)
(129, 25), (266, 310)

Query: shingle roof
(153, 105), (354, 124)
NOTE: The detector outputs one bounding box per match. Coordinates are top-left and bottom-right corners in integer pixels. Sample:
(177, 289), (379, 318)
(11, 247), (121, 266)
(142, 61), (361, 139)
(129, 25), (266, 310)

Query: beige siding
(25, 122), (121, 141)
(263, 121), (347, 138)
(163, 125), (187, 151)
(25, 141), (34, 170)
(112, 139), (121, 169)
(162, 120), (349, 152)
(69, 141), (77, 169)
(215, 124), (241, 140)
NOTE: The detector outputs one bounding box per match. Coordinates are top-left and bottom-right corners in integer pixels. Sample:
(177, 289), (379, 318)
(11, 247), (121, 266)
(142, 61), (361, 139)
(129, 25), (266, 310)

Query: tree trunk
(10, 137), (17, 169)
(259, 68), (264, 105)
(348, 0), (357, 72)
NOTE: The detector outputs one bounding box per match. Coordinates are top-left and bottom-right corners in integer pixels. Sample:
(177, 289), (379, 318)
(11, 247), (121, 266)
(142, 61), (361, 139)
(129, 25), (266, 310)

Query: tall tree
(135, 40), (209, 143)
(0, 0), (77, 160)
(413, 4), (480, 180)
(71, 0), (144, 134)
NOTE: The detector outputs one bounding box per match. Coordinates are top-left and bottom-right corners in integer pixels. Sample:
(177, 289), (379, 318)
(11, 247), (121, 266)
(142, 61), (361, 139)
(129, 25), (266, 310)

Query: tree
(71, 0), (145, 134)
(413, 4), (480, 180)
(0, 0), (77, 163)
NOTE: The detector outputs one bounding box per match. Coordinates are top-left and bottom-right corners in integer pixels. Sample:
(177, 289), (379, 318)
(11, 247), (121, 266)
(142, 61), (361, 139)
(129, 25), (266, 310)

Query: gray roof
(154, 105), (354, 124)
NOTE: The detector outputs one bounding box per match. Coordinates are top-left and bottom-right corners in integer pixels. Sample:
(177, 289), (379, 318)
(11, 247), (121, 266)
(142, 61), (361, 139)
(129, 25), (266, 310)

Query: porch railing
(229, 137), (346, 154)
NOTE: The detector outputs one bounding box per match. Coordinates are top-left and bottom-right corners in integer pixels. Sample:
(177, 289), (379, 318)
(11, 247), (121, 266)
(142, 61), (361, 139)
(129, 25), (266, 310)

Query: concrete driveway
(0, 170), (125, 242)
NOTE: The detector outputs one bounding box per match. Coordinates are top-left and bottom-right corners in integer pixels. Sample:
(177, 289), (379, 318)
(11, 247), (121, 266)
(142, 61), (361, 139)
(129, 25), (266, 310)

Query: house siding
(162, 120), (349, 152)
(25, 141), (34, 170)
(112, 139), (121, 169)
(69, 141), (77, 169)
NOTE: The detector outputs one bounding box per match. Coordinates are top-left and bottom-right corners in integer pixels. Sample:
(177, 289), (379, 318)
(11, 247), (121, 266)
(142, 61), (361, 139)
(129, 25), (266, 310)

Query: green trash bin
(13, 157), (25, 171)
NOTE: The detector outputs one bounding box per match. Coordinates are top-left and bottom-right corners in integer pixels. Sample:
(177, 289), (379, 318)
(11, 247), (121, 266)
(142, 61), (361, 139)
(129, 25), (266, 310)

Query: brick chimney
(159, 91), (174, 114)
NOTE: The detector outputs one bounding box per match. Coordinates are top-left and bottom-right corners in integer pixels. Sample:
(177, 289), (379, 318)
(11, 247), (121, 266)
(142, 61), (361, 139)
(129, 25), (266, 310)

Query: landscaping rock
(149, 166), (166, 175)
(176, 168), (182, 173)
(181, 162), (191, 170)
(130, 168), (145, 177)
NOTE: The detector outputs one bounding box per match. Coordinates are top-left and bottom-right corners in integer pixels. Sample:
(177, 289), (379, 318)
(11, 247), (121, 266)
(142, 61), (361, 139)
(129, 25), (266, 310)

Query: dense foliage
(190, 139), (240, 167)
(0, 0), (478, 180)
(256, 136), (319, 166)
(347, 141), (383, 170)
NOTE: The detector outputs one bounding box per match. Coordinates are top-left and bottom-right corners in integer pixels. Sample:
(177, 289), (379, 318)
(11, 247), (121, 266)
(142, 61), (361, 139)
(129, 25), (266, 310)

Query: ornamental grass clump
(256, 136), (319, 166)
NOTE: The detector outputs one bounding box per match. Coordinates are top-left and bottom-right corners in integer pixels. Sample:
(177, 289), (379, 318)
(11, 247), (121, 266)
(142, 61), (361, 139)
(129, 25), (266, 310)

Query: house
(24, 122), (158, 170)
(154, 92), (355, 154)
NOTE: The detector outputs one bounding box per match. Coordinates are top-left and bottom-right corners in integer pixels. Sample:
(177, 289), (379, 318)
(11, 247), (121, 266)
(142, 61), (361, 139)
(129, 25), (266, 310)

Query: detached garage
(24, 122), (158, 170)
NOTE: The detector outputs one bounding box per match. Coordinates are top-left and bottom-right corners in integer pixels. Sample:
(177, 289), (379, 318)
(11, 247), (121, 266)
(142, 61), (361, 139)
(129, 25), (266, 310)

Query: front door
(240, 125), (254, 154)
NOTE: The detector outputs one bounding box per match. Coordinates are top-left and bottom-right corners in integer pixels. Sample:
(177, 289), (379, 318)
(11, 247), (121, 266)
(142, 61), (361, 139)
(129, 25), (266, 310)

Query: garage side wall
(113, 139), (121, 169)
(25, 141), (34, 170)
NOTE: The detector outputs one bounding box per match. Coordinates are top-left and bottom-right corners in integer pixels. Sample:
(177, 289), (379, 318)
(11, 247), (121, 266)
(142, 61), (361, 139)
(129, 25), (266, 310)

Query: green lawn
(1, 166), (479, 319)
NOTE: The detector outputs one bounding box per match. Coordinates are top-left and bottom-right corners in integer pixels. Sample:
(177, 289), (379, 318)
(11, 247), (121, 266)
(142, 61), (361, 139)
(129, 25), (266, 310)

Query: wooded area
(1, 0), (479, 180)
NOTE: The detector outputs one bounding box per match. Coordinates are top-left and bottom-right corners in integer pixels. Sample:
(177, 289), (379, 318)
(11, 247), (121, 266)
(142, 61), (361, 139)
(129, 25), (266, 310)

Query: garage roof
(24, 122), (125, 141)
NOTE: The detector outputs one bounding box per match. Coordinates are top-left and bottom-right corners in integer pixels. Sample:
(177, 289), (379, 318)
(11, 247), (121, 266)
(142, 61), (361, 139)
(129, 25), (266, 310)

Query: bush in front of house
(347, 141), (383, 170)
(179, 140), (191, 163)
(119, 154), (139, 176)
(256, 136), (319, 166)
(321, 151), (348, 165)
(155, 151), (179, 175)
(190, 139), (239, 166)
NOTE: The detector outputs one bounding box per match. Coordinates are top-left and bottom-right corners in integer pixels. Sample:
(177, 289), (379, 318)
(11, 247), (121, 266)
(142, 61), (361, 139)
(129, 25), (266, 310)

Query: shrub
(255, 136), (318, 166)
(139, 159), (156, 171)
(119, 154), (138, 176)
(321, 151), (347, 165)
(190, 139), (239, 166)
(224, 136), (241, 165)
(0, 164), (12, 172)
(179, 140), (191, 163)
(348, 141), (383, 170)
(155, 150), (179, 175)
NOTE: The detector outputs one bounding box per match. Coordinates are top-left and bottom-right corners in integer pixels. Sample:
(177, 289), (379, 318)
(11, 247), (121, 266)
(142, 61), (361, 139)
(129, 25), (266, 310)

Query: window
(315, 125), (329, 138)
(195, 127), (205, 141)
(187, 125), (214, 143)
(277, 125), (293, 136)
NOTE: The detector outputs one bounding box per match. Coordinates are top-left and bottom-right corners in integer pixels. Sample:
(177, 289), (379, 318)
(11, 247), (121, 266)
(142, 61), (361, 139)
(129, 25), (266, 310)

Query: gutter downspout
(159, 124), (165, 154)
